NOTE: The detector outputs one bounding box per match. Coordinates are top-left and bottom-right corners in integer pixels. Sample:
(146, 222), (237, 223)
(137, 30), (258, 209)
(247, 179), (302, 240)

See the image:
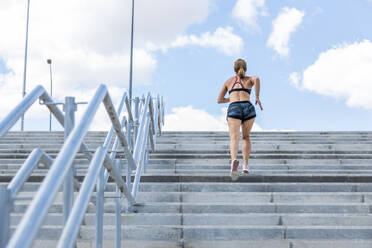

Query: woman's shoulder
(247, 75), (260, 83)
(249, 76), (260, 81)
(228, 76), (236, 81)
(224, 76), (236, 85)
(247, 75), (259, 80)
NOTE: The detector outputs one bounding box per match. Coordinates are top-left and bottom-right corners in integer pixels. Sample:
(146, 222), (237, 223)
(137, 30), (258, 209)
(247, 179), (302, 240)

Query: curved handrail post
(0, 85), (68, 139)
(0, 86), (44, 138)
(132, 112), (151, 199)
(132, 94), (151, 163)
(7, 148), (53, 199)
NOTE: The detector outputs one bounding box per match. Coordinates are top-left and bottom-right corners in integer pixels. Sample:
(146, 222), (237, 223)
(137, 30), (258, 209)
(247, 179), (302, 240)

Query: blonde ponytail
(237, 67), (245, 78)
(234, 58), (247, 78)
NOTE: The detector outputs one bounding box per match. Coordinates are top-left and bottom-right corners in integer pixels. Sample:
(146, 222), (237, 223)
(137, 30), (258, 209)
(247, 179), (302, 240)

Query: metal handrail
(58, 146), (106, 248)
(4, 84), (164, 248)
(0, 84), (99, 172)
(0, 85), (79, 247)
(7, 148), (53, 199)
(0, 85), (64, 138)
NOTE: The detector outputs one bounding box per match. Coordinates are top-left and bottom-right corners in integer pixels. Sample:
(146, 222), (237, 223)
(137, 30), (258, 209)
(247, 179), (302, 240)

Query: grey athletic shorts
(227, 101), (256, 122)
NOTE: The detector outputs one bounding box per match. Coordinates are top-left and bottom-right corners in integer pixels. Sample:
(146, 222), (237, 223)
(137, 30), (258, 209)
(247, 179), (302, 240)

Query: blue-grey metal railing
(0, 85), (71, 248)
(0, 84), (164, 248)
(0, 85), (99, 247)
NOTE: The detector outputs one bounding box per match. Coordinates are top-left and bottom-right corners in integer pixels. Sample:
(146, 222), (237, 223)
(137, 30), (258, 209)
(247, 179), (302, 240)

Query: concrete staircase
(1, 131), (372, 247)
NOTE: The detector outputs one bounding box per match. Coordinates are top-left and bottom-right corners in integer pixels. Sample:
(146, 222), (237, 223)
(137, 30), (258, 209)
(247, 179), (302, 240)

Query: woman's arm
(217, 83), (229, 104)
(253, 77), (263, 110)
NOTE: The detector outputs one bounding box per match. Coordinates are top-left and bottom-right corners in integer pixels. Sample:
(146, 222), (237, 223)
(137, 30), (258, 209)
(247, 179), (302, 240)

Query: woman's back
(226, 76), (254, 103)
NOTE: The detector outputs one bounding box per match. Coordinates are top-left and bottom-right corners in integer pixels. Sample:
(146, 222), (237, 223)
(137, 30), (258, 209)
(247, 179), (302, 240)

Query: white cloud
(0, 0), (213, 130)
(164, 106), (227, 131)
(134, 0), (213, 48)
(289, 72), (300, 87)
(167, 26), (244, 56)
(163, 105), (264, 131)
(232, 0), (267, 31)
(267, 7), (305, 57)
(293, 40), (372, 109)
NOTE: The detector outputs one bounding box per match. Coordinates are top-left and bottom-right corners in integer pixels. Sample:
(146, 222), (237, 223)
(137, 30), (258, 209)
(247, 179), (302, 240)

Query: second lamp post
(47, 59), (53, 131)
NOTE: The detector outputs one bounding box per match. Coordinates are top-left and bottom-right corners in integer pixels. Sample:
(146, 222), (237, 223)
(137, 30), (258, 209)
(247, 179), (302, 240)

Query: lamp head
(47, 59), (52, 64)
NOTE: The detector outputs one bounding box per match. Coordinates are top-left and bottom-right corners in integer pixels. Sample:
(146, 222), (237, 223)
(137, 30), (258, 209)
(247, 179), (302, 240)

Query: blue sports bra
(228, 76), (252, 95)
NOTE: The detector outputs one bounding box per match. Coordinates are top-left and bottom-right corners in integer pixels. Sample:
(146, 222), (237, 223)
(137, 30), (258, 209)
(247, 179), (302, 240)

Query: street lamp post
(21, 0), (31, 131)
(47, 59), (53, 131)
(128, 0), (135, 105)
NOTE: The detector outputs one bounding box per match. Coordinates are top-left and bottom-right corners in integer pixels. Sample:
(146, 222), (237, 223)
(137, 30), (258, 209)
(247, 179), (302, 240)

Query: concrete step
(6, 163), (372, 172)
(4, 132), (371, 137)
(149, 153), (372, 160)
(12, 191), (372, 204)
(31, 240), (179, 248)
(10, 201), (371, 215)
(3, 150), (372, 156)
(2, 158), (372, 165)
(184, 240), (372, 248)
(171, 158), (372, 165)
(2, 153), (372, 161)
(147, 169), (372, 175)
(10, 225), (372, 240)
(10, 213), (372, 226)
(154, 139), (372, 143)
(2, 143), (372, 149)
(29, 239), (372, 248)
(9, 199), (372, 214)
(131, 202), (371, 214)
(3, 174), (372, 183)
(4, 169), (372, 177)
(5, 163), (372, 172)
(4, 182), (372, 192)
(5, 163), (372, 171)
(150, 150), (372, 155)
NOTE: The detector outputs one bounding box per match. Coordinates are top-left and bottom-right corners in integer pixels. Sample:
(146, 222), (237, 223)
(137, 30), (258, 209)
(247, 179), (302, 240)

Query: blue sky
(1, 0), (372, 131)
(137, 0), (372, 131)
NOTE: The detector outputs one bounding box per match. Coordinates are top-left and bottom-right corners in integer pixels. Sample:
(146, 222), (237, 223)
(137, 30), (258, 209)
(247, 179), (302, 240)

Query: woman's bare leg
(227, 118), (242, 161)
(241, 118), (255, 168)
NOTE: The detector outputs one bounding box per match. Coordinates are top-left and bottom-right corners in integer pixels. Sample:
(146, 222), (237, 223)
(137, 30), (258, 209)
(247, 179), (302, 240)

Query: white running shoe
(230, 159), (239, 181)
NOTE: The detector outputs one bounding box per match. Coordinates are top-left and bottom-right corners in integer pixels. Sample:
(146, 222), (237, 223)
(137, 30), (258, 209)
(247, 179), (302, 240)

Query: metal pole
(0, 186), (11, 247)
(126, 160), (132, 193)
(63, 97), (76, 225)
(47, 59), (53, 131)
(143, 149), (148, 174)
(133, 97), (140, 140)
(95, 166), (104, 248)
(115, 160), (122, 248)
(21, 0), (31, 131)
(126, 118), (132, 151)
(128, 0), (135, 104)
